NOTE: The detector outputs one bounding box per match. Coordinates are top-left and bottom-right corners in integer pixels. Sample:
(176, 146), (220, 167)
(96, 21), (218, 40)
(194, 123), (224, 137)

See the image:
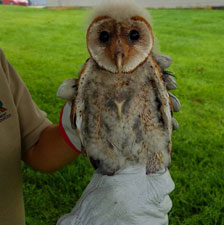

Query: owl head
(87, 0), (154, 74)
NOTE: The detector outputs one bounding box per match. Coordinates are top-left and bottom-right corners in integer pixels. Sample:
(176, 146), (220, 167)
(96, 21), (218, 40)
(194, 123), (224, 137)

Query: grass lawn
(0, 5), (223, 225)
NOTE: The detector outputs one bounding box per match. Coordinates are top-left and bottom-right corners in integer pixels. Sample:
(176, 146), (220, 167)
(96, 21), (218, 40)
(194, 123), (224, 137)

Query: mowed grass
(0, 5), (223, 225)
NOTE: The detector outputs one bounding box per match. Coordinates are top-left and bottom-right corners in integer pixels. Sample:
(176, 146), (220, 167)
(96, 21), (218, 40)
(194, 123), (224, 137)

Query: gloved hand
(59, 100), (82, 154)
(56, 165), (175, 225)
(153, 53), (181, 130)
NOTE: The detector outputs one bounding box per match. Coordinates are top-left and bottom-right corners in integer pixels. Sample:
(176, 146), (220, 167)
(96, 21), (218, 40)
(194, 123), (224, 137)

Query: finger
(163, 74), (177, 90)
(57, 78), (78, 100)
(172, 118), (179, 130)
(153, 53), (172, 70)
(169, 93), (181, 112)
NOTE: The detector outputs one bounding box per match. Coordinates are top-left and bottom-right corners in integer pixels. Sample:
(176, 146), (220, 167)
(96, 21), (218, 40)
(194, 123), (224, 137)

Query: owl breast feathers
(73, 0), (173, 175)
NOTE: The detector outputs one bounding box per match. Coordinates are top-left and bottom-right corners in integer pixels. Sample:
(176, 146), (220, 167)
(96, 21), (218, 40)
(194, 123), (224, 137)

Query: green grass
(0, 5), (224, 225)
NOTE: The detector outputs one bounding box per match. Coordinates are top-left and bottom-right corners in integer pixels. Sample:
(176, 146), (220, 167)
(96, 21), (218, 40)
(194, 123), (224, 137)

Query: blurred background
(0, 1), (223, 225)
(0, 0), (224, 7)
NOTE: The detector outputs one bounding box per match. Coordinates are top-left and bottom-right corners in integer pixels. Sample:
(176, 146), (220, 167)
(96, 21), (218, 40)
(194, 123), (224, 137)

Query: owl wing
(74, 58), (96, 156)
(57, 59), (93, 156)
(150, 55), (173, 155)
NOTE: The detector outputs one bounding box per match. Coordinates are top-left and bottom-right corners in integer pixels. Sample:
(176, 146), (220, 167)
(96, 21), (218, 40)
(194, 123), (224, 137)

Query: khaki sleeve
(0, 49), (52, 152)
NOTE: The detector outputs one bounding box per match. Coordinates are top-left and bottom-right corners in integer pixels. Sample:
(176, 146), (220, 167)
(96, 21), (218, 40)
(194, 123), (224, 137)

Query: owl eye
(99, 31), (110, 43)
(129, 30), (140, 41)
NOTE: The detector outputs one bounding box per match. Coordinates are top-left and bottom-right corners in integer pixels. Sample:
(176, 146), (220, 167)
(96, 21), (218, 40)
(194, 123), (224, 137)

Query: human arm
(22, 101), (82, 173)
(22, 124), (80, 173)
(0, 49), (81, 173)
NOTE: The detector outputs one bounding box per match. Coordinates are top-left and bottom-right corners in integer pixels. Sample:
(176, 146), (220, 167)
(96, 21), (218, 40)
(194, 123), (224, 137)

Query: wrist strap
(59, 103), (81, 153)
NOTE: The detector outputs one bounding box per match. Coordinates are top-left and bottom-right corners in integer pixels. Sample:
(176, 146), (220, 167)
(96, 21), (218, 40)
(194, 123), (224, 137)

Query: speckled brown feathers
(75, 58), (172, 174)
(72, 1), (173, 174)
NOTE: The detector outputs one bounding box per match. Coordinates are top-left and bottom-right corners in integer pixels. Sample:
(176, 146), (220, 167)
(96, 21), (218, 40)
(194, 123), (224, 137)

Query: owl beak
(116, 52), (123, 74)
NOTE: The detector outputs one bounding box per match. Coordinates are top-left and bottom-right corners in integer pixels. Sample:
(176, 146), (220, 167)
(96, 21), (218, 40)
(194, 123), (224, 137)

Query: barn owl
(59, 0), (178, 175)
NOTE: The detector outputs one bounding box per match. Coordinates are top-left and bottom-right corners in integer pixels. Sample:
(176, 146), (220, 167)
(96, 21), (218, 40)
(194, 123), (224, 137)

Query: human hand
(57, 81), (81, 154)
(57, 165), (175, 225)
(153, 53), (181, 130)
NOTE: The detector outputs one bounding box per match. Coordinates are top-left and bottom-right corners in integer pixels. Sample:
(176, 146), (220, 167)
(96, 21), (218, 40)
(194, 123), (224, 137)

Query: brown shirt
(0, 49), (52, 225)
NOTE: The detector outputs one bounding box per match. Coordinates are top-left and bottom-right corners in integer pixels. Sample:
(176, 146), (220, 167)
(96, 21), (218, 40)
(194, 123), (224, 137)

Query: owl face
(87, 15), (154, 74)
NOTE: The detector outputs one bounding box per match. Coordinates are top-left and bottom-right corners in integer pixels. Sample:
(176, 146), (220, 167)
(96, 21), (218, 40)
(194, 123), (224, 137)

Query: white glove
(153, 53), (181, 130)
(57, 165), (175, 225)
(59, 102), (81, 154)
